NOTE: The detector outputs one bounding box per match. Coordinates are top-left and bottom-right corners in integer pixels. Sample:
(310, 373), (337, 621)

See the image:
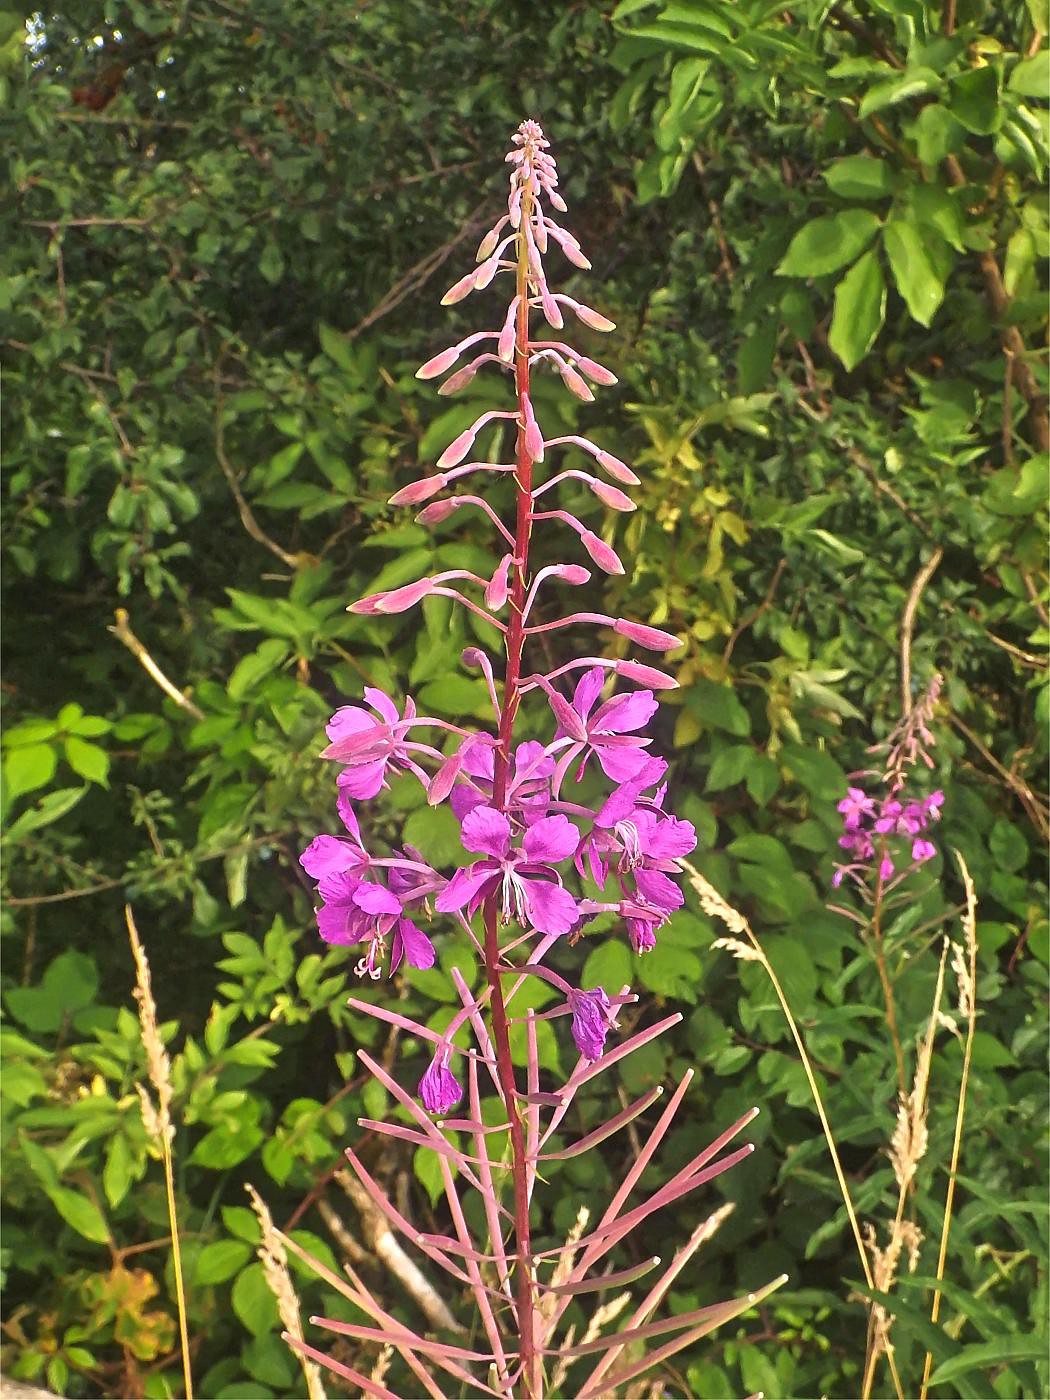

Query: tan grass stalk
(681, 861), (906, 1400)
(246, 1184), (327, 1400)
(126, 905), (193, 1400)
(861, 935), (950, 1400)
(919, 853), (979, 1399)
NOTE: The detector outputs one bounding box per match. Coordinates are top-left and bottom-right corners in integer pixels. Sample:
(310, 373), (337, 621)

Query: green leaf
(781, 744), (847, 801)
(884, 221), (946, 327)
(927, 1336), (1050, 1387)
(3, 786), (86, 842)
(1009, 53), (1049, 98)
(47, 1186), (110, 1244)
(859, 67), (941, 119)
(828, 249), (886, 370)
(583, 939), (633, 991)
(259, 242), (285, 285)
(913, 104), (966, 165)
(777, 210), (881, 278)
(188, 1123), (264, 1169)
(3, 743), (57, 803)
(228, 639), (290, 700)
(950, 65), (1001, 135)
(231, 1262), (280, 1336)
(195, 1240), (253, 1285)
(684, 679), (751, 735)
(64, 736), (110, 787)
(823, 156), (892, 201)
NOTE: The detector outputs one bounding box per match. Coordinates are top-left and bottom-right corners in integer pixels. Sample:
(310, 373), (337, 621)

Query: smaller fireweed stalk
(289, 121), (784, 1398)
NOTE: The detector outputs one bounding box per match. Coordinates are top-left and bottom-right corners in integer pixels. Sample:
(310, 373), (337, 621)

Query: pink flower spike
(416, 345), (462, 380)
(388, 475), (447, 506)
(614, 619), (683, 652)
(616, 660), (680, 690)
(498, 297), (520, 364)
(555, 295), (616, 332)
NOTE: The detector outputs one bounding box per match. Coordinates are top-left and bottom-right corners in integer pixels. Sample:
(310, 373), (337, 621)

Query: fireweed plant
(830, 673), (946, 1101)
(284, 122), (784, 1398)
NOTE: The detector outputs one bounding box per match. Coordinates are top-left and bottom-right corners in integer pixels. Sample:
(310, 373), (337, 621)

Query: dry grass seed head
(246, 1184), (326, 1400)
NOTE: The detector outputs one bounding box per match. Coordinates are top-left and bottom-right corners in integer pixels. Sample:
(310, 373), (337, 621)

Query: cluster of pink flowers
(301, 120), (695, 1112)
(832, 784), (944, 888)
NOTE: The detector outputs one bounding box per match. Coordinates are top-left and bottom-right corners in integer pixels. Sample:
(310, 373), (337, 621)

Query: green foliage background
(2, 1), (1047, 1396)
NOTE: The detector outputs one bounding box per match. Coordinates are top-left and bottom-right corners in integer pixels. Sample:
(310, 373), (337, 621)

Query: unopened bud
(416, 499), (460, 525)
(438, 362), (479, 396)
(590, 480), (635, 512)
(559, 363), (595, 402)
(416, 346), (461, 380)
(389, 475), (447, 506)
(580, 531), (625, 576)
(595, 450), (639, 485)
(441, 268), (478, 306)
(616, 660), (679, 690)
(375, 579), (435, 613)
(438, 428), (476, 470)
(614, 619), (682, 652)
(576, 356), (617, 386)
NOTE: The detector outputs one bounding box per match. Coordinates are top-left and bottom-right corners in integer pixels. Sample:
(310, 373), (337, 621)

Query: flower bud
(438, 428), (476, 470)
(389, 475), (447, 506)
(498, 296), (520, 364)
(416, 346), (461, 380)
(614, 619), (682, 652)
(580, 531), (624, 575)
(616, 660), (679, 690)
(523, 395), (544, 464)
(576, 356), (617, 386)
(374, 579), (435, 613)
(552, 564), (590, 585)
(438, 362), (479, 396)
(348, 592), (387, 614)
(559, 362), (594, 402)
(589, 480), (635, 512)
(440, 267), (478, 306)
(473, 254), (500, 291)
(416, 499), (460, 525)
(485, 554), (513, 610)
(561, 296), (615, 332)
(595, 450), (639, 485)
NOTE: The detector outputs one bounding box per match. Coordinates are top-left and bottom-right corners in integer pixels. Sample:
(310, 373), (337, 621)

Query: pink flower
(567, 987), (614, 1060)
(419, 1046), (463, 1115)
(314, 872), (435, 979)
(436, 806), (580, 936)
(321, 688), (419, 799)
(550, 667), (658, 782)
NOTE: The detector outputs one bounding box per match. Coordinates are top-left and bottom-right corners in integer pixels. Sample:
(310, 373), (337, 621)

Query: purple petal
(450, 783), (487, 822)
(520, 878), (579, 935)
(316, 900), (367, 946)
(352, 882), (402, 916)
(435, 863), (497, 913)
(337, 793), (363, 842)
(592, 690), (659, 735)
(419, 1049), (462, 1114)
(336, 760), (387, 799)
(595, 743), (653, 783)
(644, 817), (697, 861)
(460, 805), (512, 858)
(392, 917), (436, 971)
(567, 987), (613, 1061)
(572, 667), (605, 722)
(363, 687), (400, 724)
(300, 835), (359, 880)
(522, 814), (580, 864)
(635, 867), (684, 914)
(325, 705), (375, 743)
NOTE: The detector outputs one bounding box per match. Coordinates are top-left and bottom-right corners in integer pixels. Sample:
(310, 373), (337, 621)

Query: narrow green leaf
(927, 1336), (1050, 1387)
(859, 67), (941, 119)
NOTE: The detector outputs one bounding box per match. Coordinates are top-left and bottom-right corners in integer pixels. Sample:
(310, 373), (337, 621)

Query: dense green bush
(2, 1), (1046, 1396)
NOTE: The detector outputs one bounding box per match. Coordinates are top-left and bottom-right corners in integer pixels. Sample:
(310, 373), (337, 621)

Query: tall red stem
(480, 181), (540, 1397)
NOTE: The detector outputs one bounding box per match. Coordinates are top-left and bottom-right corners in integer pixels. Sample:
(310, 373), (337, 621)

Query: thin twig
(108, 609), (205, 719)
(949, 713), (1049, 841)
(213, 368), (307, 570)
(723, 557), (787, 664)
(900, 547), (944, 713)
